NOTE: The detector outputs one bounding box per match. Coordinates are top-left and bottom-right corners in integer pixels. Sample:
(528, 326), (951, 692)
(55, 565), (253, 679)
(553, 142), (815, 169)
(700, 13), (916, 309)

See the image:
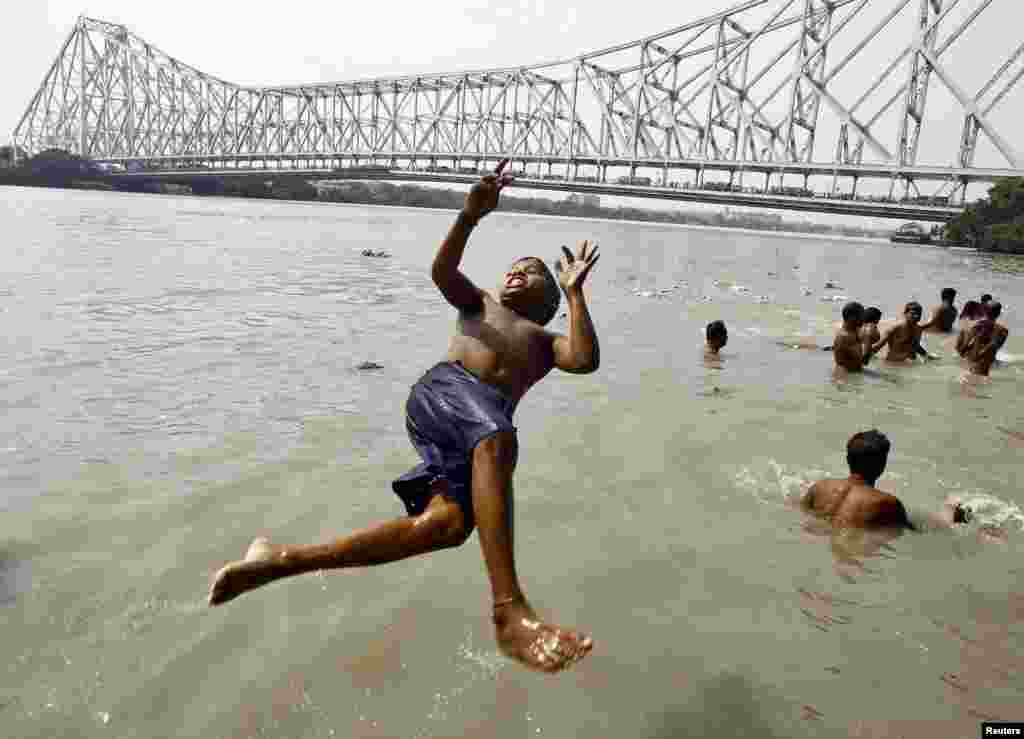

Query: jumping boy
(208, 161), (600, 674)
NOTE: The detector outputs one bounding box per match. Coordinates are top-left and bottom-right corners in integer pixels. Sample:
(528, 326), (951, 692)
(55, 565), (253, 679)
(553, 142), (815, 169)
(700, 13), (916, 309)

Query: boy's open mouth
(506, 275), (526, 288)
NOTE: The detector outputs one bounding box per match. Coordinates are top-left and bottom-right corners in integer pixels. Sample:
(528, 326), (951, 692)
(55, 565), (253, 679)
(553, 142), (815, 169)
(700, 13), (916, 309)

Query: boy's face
(905, 306), (922, 325)
(499, 258), (550, 307)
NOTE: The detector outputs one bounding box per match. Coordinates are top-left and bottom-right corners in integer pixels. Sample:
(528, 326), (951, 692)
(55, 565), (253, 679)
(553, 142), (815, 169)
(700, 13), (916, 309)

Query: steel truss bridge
(11, 0), (1024, 220)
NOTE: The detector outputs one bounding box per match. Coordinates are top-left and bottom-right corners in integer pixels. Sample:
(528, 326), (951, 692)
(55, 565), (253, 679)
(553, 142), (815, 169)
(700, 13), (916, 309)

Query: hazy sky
(5, 0), (1020, 178)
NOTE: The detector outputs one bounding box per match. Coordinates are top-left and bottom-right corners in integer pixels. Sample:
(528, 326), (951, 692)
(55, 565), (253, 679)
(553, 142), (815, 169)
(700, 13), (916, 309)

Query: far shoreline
(3, 181), (953, 250)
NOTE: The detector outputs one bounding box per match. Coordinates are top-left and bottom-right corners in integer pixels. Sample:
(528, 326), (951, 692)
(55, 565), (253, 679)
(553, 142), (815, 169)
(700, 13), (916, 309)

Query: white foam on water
(734, 459), (828, 508)
(415, 630), (505, 736)
(949, 492), (1024, 530)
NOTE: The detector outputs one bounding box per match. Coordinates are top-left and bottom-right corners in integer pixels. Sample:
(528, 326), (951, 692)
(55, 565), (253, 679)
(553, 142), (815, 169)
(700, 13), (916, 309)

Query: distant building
(0, 145), (23, 169)
(567, 193), (601, 208)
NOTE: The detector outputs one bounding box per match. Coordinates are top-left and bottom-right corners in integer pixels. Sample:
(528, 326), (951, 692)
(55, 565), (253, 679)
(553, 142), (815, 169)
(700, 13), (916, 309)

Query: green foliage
(946, 177), (1024, 247)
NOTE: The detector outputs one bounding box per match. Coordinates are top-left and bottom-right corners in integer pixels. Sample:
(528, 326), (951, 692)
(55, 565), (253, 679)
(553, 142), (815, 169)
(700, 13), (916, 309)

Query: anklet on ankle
(493, 595), (523, 609)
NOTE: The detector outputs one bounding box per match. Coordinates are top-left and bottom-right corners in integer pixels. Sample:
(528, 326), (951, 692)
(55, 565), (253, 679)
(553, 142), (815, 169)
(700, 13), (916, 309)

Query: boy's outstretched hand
(463, 158), (514, 223)
(556, 240), (600, 294)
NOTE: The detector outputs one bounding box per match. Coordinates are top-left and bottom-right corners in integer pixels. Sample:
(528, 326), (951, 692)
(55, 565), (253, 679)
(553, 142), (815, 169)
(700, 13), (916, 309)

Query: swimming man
(208, 161), (599, 673)
(801, 430), (914, 529)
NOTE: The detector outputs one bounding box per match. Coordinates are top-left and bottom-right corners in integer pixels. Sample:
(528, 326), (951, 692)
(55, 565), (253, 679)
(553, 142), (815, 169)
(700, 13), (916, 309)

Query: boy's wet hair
(980, 293), (993, 304)
(841, 301), (865, 322)
(941, 287), (956, 302)
(846, 429), (890, 483)
(706, 320), (728, 341)
(513, 257), (561, 325)
(986, 301), (1002, 320)
(905, 301), (923, 315)
(864, 307), (882, 323)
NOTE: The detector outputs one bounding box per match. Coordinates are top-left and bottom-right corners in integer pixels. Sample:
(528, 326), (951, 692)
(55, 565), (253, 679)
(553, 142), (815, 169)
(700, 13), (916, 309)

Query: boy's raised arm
(431, 161), (513, 314)
(552, 241), (601, 374)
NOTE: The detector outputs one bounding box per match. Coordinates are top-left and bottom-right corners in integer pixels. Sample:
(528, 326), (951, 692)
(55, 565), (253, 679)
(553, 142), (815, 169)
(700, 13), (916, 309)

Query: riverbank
(1, 175), (894, 241)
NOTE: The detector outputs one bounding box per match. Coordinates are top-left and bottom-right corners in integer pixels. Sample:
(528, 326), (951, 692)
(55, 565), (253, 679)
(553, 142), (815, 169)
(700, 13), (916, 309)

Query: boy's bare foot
(208, 537), (288, 606)
(493, 598), (593, 673)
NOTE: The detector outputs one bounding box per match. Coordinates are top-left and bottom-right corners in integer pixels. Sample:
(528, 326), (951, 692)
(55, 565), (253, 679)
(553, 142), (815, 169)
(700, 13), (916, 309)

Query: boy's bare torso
(447, 294), (556, 402)
(881, 322), (923, 362)
(803, 479), (911, 529)
(859, 324), (880, 354)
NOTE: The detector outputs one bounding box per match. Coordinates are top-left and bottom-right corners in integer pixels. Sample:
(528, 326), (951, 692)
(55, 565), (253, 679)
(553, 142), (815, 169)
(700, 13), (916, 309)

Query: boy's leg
(471, 432), (593, 673)
(208, 484), (470, 606)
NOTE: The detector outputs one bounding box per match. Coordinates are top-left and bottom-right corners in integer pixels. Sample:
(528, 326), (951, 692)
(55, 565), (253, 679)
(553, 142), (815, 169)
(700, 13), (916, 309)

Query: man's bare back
(922, 290), (958, 334)
(802, 478), (913, 529)
(833, 326), (867, 372)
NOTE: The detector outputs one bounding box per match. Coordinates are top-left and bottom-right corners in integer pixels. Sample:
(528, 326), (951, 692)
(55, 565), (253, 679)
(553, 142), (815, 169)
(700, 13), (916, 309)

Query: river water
(1, 187), (1022, 738)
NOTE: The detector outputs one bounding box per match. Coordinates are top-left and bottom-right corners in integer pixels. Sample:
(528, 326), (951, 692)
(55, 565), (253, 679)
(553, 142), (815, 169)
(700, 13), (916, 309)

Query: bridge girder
(11, 1), (1024, 209)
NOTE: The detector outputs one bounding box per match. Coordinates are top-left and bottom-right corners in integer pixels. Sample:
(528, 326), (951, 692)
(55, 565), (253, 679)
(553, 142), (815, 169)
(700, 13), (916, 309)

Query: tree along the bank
(946, 177), (1024, 252)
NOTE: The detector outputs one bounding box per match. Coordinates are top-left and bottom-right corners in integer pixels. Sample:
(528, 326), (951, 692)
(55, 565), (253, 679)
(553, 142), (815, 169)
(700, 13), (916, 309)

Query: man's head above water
(904, 301), (924, 324)
(846, 429), (891, 485)
(706, 320), (728, 352)
(841, 301), (865, 327)
(497, 256), (561, 326)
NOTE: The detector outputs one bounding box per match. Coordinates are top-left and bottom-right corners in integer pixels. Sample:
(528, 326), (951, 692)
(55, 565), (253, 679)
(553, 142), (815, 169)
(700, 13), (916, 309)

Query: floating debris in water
(360, 249), (390, 258)
(824, 281), (842, 289)
(356, 361), (384, 370)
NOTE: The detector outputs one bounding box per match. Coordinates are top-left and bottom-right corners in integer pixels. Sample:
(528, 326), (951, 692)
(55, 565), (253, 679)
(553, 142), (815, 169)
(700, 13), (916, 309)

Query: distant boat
(890, 222), (933, 244)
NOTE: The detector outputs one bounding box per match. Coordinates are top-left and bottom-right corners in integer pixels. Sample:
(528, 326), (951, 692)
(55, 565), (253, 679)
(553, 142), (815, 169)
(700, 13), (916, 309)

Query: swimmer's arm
(431, 212), (485, 314)
(955, 328), (969, 356)
(866, 328), (893, 360)
(551, 288), (599, 373)
(918, 306), (940, 331)
(889, 499), (917, 531)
